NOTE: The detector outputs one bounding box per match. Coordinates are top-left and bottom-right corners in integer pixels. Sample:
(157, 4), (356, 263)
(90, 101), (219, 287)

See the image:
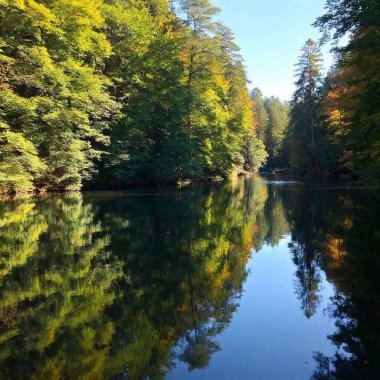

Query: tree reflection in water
(0, 179), (379, 379)
(0, 179), (269, 379)
(280, 186), (380, 378)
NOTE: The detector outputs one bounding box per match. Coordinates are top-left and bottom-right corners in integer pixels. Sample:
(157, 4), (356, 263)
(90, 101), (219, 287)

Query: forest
(0, 0), (379, 194)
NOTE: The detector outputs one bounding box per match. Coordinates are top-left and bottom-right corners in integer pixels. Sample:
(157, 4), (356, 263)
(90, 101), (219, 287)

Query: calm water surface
(0, 177), (379, 379)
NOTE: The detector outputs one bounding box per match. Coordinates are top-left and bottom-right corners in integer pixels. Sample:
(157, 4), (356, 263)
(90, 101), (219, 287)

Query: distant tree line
(250, 88), (289, 170)
(0, 0), (267, 194)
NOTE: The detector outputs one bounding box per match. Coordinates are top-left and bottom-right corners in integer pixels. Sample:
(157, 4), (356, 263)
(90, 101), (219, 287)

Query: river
(0, 177), (378, 379)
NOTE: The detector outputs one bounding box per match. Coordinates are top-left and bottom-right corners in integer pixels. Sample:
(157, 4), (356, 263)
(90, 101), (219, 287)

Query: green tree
(0, 0), (266, 193)
(0, 122), (46, 193)
(251, 88), (268, 142)
(289, 39), (323, 175)
(242, 134), (268, 173)
(264, 96), (289, 168)
(97, 0), (189, 186)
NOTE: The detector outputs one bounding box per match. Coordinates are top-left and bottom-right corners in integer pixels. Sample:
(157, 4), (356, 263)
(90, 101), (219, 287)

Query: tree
(289, 39), (323, 175)
(0, 122), (46, 194)
(264, 96), (289, 168)
(251, 88), (268, 142)
(97, 0), (188, 186)
(250, 89), (289, 169)
(0, 0), (266, 193)
(242, 135), (268, 173)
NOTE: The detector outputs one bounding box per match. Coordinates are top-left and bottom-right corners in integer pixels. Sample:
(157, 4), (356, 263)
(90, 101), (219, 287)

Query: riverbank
(2, 173), (378, 200)
(0, 174), (230, 199)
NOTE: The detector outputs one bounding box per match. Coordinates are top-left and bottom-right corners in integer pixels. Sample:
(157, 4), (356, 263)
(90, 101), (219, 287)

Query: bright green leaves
(0, 0), (115, 193)
(0, 91), (45, 193)
(242, 134), (268, 173)
(0, 123), (45, 193)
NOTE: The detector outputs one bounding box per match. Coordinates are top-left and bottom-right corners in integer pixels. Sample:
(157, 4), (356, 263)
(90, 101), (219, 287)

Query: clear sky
(212, 0), (333, 101)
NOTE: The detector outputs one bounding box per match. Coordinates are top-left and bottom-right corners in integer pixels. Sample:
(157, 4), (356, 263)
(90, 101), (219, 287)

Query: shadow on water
(0, 177), (379, 379)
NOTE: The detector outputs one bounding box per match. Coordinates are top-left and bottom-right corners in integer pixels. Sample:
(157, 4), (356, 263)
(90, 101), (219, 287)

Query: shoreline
(1, 174), (378, 201)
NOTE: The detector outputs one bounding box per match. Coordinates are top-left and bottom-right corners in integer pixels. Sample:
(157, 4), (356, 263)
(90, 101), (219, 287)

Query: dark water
(0, 177), (379, 380)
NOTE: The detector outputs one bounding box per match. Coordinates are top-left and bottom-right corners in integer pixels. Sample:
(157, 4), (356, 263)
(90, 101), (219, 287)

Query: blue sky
(212, 0), (333, 100)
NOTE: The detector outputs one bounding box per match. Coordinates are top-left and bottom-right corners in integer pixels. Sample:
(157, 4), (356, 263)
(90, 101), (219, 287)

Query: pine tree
(289, 39), (323, 175)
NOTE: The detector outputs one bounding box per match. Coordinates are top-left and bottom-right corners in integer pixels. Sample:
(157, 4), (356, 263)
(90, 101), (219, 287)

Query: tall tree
(251, 88), (268, 142)
(289, 39), (323, 175)
(264, 96), (289, 168)
(97, 0), (188, 186)
(176, 0), (256, 180)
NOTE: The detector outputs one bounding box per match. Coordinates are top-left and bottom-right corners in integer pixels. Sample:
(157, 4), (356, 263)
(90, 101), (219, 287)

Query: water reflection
(0, 179), (379, 379)
(280, 187), (380, 378)
(306, 191), (380, 379)
(98, 179), (268, 378)
(0, 195), (123, 379)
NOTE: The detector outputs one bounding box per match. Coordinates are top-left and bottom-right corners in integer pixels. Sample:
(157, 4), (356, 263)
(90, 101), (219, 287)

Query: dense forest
(0, 0), (266, 194)
(0, 0), (379, 195)
(251, 88), (289, 170)
(287, 0), (380, 180)
(252, 0), (380, 180)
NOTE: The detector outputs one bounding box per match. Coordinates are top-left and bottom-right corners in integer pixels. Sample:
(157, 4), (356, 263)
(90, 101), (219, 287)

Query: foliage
(283, 1), (380, 180)
(315, 0), (380, 180)
(0, 0), (117, 192)
(0, 0), (264, 193)
(250, 89), (289, 169)
(263, 96), (290, 168)
(242, 134), (268, 173)
(288, 39), (324, 175)
(0, 122), (46, 193)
